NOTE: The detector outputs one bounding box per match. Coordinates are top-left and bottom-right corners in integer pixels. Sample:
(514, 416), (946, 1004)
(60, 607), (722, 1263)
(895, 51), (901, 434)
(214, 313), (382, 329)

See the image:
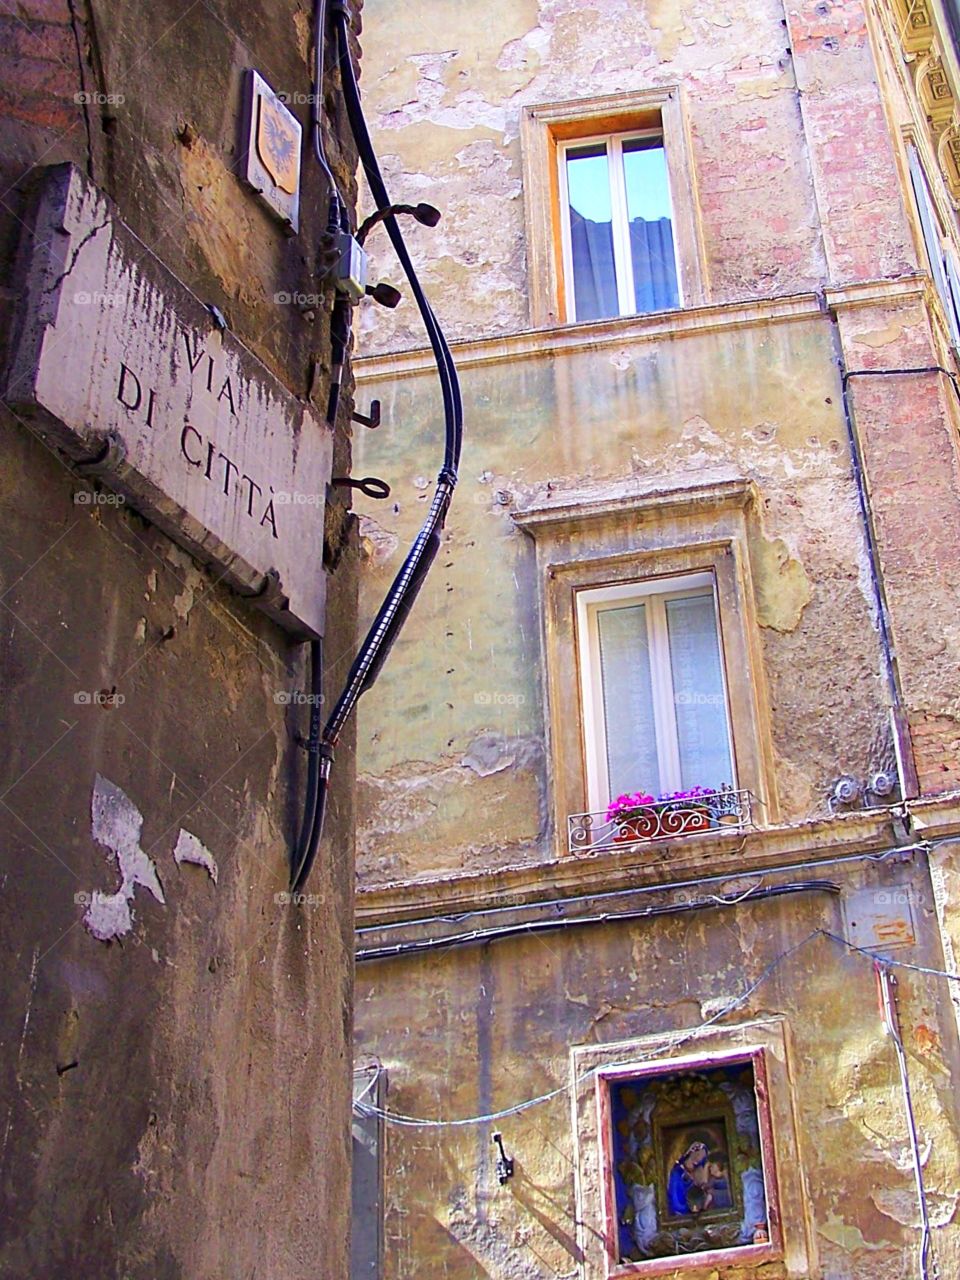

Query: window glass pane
(665, 593), (733, 791)
(622, 137), (679, 314)
(597, 603), (659, 799)
(907, 145), (952, 321)
(565, 144), (619, 321)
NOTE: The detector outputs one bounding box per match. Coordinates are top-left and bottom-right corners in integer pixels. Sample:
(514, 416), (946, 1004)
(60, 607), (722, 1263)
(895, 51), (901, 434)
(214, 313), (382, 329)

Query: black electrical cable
(355, 881), (842, 962)
(310, 0), (338, 196)
(291, 638), (323, 874)
(843, 362), (960, 411)
(290, 3), (462, 891)
(289, 0), (347, 891)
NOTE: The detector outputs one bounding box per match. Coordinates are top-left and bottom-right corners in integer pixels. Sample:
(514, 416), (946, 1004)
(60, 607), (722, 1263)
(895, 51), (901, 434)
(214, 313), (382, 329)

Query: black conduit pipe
(290, 2), (462, 891)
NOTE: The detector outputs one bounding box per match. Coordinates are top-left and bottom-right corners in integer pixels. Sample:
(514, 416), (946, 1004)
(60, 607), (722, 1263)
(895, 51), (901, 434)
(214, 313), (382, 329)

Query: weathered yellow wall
(356, 864), (960, 1278)
(349, 0), (960, 1275)
(354, 311), (888, 883)
(354, 0), (915, 353)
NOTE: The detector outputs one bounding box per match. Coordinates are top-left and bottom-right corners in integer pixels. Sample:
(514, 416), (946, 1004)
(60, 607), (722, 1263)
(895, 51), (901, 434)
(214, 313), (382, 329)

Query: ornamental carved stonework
(882, 0), (960, 207)
(939, 125), (960, 199)
(919, 56), (956, 132)
(892, 0), (935, 53)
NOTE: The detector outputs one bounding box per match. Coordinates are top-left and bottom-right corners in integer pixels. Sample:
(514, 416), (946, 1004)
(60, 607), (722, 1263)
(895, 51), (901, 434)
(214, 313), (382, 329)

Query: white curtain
(597, 604), (658, 798)
(666, 594), (733, 790)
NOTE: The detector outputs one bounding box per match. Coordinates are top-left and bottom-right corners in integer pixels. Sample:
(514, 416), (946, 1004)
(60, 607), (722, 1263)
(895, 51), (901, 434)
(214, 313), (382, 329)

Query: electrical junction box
(842, 885), (918, 950)
(7, 164), (331, 637)
(333, 231), (369, 303)
(242, 70), (302, 233)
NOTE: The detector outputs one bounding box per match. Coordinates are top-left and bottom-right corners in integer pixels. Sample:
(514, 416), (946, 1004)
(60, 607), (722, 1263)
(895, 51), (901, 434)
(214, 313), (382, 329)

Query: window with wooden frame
(576, 573), (736, 813)
(559, 130), (680, 322)
(520, 88), (705, 328)
(513, 480), (780, 857)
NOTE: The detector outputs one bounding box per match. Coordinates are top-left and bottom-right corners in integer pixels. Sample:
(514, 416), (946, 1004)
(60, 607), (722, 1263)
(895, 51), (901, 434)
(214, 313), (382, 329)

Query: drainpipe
(826, 303), (919, 800)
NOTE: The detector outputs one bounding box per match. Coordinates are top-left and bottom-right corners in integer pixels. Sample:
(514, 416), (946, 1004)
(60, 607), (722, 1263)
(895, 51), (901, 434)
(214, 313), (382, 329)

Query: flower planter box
(612, 802), (713, 843)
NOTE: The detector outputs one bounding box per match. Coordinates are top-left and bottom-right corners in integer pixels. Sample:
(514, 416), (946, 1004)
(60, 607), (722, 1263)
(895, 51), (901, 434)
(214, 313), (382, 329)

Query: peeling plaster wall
(0, 3), (359, 1277)
(352, 0), (892, 353)
(354, 315), (890, 883)
(349, 1), (960, 1277)
(356, 869), (960, 1280)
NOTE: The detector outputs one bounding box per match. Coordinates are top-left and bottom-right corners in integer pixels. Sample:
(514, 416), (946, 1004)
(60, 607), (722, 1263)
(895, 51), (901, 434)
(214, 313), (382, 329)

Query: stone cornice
(354, 291), (823, 381)
(354, 808), (907, 929)
(512, 478), (758, 537)
(355, 278), (933, 382)
(823, 274), (927, 310)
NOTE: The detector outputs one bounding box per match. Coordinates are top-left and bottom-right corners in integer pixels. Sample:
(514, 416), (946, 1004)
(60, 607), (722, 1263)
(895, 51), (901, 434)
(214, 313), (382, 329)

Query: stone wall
(349, 1), (960, 1277)
(0, 3), (360, 1277)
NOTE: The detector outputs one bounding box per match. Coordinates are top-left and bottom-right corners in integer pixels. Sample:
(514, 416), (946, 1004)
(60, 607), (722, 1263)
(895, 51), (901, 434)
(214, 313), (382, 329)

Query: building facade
(352, 0), (960, 1276)
(0, 3), (363, 1276)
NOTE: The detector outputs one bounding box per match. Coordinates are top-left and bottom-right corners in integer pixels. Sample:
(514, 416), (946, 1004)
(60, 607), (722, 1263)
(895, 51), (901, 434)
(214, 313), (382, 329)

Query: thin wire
(354, 927), (960, 1129)
(877, 964), (935, 1280)
(821, 928), (960, 982)
(355, 841), (926, 936)
(353, 930), (819, 1129)
(353, 1065), (382, 1107)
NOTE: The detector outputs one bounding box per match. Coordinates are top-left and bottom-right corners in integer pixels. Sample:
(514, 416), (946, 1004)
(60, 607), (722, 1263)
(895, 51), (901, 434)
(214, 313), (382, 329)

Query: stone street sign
(6, 163), (330, 636)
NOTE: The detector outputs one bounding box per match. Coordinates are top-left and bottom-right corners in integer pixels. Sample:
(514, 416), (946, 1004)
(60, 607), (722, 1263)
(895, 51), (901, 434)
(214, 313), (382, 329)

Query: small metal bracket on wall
(352, 399), (381, 429)
(493, 1132), (514, 1185)
(331, 475), (391, 499)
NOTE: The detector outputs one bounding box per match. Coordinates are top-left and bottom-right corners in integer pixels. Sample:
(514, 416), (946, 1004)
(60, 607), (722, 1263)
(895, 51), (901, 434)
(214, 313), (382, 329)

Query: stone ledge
(355, 807), (912, 929)
(355, 276), (933, 381)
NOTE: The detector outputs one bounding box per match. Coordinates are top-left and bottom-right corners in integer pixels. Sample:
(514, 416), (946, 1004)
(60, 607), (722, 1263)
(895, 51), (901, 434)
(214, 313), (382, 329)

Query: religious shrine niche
(601, 1051), (781, 1271)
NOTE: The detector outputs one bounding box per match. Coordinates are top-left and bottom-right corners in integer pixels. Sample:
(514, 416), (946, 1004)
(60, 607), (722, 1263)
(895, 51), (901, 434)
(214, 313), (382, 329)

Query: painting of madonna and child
(608, 1057), (771, 1265)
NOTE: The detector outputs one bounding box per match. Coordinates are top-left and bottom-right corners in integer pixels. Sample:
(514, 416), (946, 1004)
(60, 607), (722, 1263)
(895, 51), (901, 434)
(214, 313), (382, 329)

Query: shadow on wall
(509, 1161), (586, 1264)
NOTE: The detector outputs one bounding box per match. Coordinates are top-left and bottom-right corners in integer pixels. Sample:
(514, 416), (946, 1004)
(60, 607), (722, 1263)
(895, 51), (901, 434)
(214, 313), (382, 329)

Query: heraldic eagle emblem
(256, 93), (300, 196)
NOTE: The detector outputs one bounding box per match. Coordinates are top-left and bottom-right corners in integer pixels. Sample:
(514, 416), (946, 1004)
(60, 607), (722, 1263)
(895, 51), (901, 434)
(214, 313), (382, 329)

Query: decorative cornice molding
(355, 279), (932, 382)
(511, 478), (757, 538)
(354, 292), (823, 381)
(354, 809), (907, 929)
(878, 0), (960, 199)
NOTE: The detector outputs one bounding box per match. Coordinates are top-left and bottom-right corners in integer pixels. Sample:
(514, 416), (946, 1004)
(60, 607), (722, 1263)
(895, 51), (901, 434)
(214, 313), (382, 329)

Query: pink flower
(605, 785), (717, 820)
(605, 791), (656, 822)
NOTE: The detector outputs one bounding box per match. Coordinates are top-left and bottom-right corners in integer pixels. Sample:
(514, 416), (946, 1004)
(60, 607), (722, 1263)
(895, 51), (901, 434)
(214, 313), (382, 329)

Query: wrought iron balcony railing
(568, 787), (753, 855)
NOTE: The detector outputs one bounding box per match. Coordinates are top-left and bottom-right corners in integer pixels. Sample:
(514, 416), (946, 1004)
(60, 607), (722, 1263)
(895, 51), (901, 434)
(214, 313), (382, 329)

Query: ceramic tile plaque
(6, 164), (330, 636)
(243, 70), (302, 232)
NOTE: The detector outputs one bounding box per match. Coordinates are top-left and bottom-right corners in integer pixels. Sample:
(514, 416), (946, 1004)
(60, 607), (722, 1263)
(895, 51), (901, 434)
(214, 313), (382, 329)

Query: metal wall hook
(352, 400), (381, 429)
(331, 475), (391, 499)
(492, 1132), (514, 1185)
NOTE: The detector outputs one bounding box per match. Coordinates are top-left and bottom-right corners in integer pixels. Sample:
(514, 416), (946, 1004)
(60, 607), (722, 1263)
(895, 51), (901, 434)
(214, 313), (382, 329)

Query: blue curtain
(569, 208), (618, 321)
(629, 216), (679, 313)
(570, 211), (679, 318)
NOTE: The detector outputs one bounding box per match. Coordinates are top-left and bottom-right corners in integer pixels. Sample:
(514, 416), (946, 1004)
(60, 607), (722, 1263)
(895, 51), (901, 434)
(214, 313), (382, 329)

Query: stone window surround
(513, 480), (780, 860)
(570, 1018), (816, 1279)
(520, 87), (707, 328)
